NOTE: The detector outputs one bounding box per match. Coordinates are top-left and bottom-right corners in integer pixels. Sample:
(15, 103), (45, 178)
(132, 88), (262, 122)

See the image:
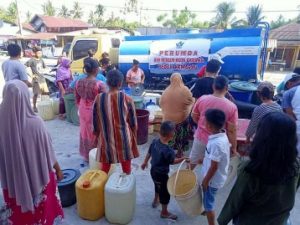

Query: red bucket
(136, 109), (150, 145)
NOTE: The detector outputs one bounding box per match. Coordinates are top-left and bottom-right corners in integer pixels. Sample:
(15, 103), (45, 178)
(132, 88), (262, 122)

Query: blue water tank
(119, 28), (263, 82)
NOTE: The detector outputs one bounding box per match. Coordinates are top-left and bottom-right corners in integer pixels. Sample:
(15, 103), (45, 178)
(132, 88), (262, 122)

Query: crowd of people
(0, 43), (300, 225)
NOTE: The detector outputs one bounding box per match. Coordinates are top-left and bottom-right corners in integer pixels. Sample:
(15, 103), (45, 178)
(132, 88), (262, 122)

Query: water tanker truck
(68, 23), (270, 117)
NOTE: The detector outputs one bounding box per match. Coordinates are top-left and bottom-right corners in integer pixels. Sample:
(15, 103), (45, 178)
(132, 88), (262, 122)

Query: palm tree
(42, 0), (56, 16)
(71, 1), (83, 19)
(246, 5), (265, 26)
(88, 10), (96, 26)
(95, 4), (105, 18)
(59, 5), (70, 18)
(213, 2), (236, 29)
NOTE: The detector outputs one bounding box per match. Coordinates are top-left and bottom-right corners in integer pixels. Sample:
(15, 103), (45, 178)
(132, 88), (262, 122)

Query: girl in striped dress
(93, 69), (139, 174)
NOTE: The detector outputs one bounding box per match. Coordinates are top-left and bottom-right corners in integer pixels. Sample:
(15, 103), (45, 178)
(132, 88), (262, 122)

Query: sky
(3, 0), (300, 25)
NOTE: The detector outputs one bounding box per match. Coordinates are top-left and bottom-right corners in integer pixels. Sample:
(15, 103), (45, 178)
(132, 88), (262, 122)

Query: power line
(74, 2), (300, 14)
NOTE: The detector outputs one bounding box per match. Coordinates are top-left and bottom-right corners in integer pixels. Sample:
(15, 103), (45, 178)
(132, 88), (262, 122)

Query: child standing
(141, 121), (188, 221)
(201, 109), (230, 225)
(25, 46), (49, 112)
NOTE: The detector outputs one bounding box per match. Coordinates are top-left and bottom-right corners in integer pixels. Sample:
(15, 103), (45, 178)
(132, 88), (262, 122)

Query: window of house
(72, 40), (98, 61)
(274, 49), (284, 61)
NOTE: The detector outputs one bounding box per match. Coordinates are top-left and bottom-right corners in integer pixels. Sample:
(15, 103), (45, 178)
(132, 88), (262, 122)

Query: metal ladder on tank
(256, 22), (270, 81)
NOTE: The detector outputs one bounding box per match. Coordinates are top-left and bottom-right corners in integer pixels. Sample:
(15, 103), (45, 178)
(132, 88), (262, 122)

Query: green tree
(270, 15), (291, 29)
(95, 4), (105, 18)
(71, 1), (83, 19)
(0, 7), (6, 20)
(42, 0), (56, 16)
(88, 10), (96, 26)
(213, 2), (236, 29)
(25, 11), (32, 22)
(157, 7), (198, 28)
(5, 2), (18, 23)
(58, 5), (70, 18)
(122, 0), (139, 15)
(104, 12), (139, 31)
(89, 4), (105, 27)
(246, 5), (265, 26)
(190, 21), (211, 29)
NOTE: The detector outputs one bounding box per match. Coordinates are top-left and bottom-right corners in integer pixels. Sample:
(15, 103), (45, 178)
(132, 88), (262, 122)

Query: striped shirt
(246, 102), (282, 139)
(93, 92), (139, 163)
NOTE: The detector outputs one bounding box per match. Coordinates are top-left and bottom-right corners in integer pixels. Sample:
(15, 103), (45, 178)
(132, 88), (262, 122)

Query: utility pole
(15, 0), (23, 35)
(139, 7), (142, 26)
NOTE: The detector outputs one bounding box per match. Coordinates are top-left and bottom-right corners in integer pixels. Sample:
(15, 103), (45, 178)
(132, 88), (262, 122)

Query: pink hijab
(56, 57), (72, 82)
(0, 80), (57, 212)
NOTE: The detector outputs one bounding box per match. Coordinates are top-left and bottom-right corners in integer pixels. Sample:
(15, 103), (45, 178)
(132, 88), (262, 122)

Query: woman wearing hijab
(160, 73), (195, 157)
(0, 80), (64, 225)
(75, 58), (107, 161)
(55, 57), (73, 119)
(218, 112), (300, 225)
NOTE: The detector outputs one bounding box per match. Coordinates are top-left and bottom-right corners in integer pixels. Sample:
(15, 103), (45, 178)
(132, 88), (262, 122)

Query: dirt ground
(0, 57), (299, 225)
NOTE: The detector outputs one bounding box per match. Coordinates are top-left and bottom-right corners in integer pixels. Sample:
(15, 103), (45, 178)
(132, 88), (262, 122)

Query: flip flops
(160, 213), (178, 221)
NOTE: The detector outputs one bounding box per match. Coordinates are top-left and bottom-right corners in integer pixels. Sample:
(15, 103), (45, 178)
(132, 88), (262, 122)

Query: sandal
(33, 107), (38, 113)
(161, 213), (178, 221)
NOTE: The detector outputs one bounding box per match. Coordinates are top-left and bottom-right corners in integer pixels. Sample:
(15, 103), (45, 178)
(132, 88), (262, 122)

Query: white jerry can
(37, 101), (55, 121)
(88, 148), (115, 176)
(105, 173), (136, 224)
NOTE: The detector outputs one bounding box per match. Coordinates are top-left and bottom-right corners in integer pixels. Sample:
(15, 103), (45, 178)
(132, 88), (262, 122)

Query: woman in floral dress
(75, 58), (107, 161)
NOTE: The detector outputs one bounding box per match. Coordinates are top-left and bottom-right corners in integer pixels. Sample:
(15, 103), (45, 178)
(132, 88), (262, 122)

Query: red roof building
(29, 15), (90, 33)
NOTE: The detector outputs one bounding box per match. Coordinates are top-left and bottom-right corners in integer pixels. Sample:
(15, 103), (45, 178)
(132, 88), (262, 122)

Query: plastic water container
(229, 87), (253, 103)
(62, 93), (79, 125)
(41, 95), (50, 101)
(51, 98), (60, 115)
(57, 169), (81, 207)
(37, 101), (55, 121)
(132, 96), (145, 109)
(89, 148), (116, 176)
(143, 93), (161, 105)
(148, 114), (155, 134)
(105, 173), (136, 224)
(167, 160), (203, 216)
(76, 170), (108, 221)
(136, 109), (150, 145)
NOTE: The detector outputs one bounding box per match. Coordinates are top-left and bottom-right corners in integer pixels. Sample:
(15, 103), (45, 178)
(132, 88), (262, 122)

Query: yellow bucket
(167, 160), (203, 216)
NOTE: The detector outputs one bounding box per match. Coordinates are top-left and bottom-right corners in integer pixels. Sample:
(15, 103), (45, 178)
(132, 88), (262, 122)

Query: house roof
(35, 15), (90, 28)
(22, 23), (36, 32)
(269, 23), (300, 41)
